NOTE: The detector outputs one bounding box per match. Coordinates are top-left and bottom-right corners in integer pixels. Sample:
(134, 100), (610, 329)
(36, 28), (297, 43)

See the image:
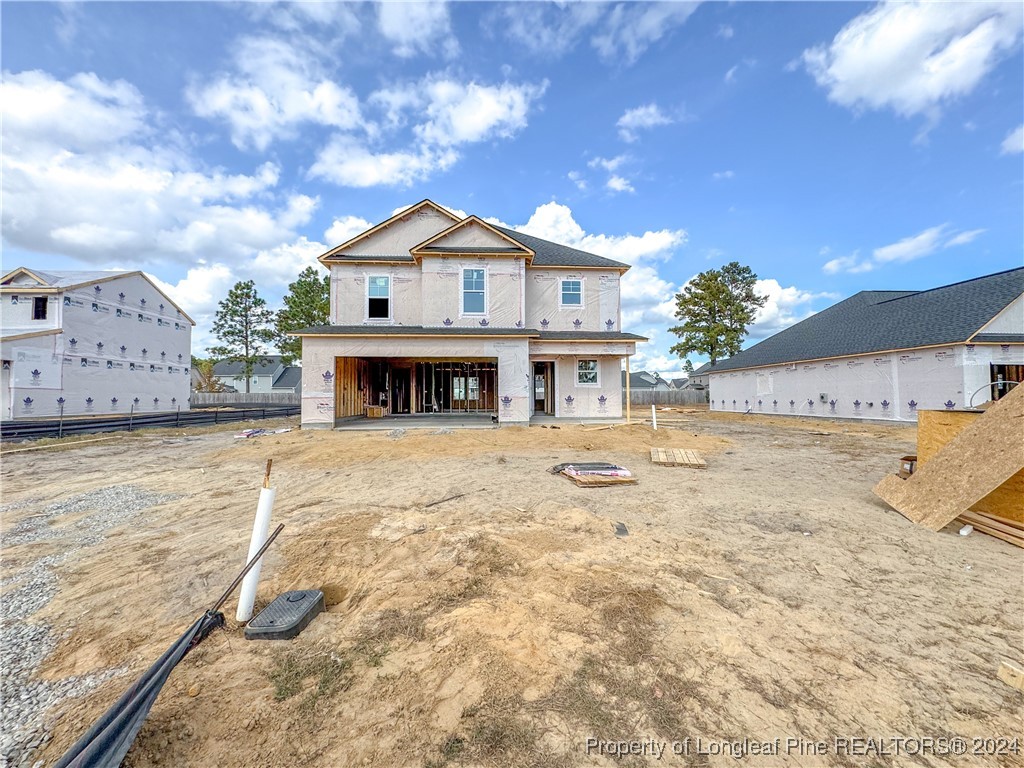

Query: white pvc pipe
(236, 485), (276, 622)
(651, 404), (657, 431)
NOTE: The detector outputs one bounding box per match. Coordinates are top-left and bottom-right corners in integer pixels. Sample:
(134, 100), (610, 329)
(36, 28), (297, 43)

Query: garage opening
(334, 357), (497, 418)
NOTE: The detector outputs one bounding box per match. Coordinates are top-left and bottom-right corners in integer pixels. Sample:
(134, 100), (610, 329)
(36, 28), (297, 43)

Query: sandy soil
(2, 413), (1022, 768)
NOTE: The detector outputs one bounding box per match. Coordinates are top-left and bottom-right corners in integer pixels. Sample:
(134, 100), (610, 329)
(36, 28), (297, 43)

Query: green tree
(190, 355), (225, 393)
(207, 280), (276, 393)
(275, 266), (329, 365)
(669, 262), (767, 365)
(683, 358), (694, 375)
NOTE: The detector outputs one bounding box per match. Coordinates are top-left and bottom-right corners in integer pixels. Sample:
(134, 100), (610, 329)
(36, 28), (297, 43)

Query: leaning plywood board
(562, 473), (638, 488)
(874, 384), (1024, 532)
(918, 409), (1024, 524)
(650, 447), (707, 469)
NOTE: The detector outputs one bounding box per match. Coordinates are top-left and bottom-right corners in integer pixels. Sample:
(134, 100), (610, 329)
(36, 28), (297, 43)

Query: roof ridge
(873, 266), (1024, 305)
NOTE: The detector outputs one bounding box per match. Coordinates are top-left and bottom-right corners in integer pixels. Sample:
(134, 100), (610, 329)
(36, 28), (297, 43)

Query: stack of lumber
(874, 384), (1024, 547)
(650, 447), (707, 469)
(957, 510), (1024, 548)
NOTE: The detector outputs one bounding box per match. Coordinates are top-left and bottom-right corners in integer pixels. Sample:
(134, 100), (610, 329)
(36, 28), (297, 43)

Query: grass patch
(573, 581), (664, 664)
(351, 608), (427, 664)
(267, 647), (353, 712)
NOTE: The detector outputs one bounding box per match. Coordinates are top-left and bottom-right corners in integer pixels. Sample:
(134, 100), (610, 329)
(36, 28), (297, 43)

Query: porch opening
(334, 357), (497, 418)
(533, 361), (554, 415)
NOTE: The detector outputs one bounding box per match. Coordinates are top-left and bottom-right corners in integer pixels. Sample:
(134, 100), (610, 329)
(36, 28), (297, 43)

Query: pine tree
(207, 280), (276, 394)
(275, 266), (329, 365)
(669, 262), (767, 365)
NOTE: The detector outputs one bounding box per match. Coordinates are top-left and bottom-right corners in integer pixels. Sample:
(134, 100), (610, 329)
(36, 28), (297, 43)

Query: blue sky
(3, 1), (1022, 375)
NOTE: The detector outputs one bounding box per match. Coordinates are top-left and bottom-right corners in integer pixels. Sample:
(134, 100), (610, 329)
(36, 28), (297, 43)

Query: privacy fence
(625, 390), (708, 407)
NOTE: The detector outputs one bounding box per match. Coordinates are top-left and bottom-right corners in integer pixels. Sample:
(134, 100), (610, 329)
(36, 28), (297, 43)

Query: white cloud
(944, 228), (986, 248)
(822, 224), (986, 273)
(309, 135), (458, 188)
(186, 35), (365, 151)
(749, 279), (838, 339)
(592, 2), (702, 65)
(246, 2), (361, 34)
(324, 215), (374, 246)
(724, 65), (739, 84)
(588, 155), (627, 173)
(712, 170), (735, 180)
(494, 1), (699, 65)
(607, 175), (635, 194)
(309, 75), (546, 187)
(413, 78), (548, 146)
(617, 103), (674, 142)
(1001, 124), (1024, 154)
(567, 170), (587, 191)
(717, 24), (734, 40)
(873, 224), (949, 263)
(802, 1), (1023, 126)
(2, 69), (309, 268)
(378, 1), (458, 59)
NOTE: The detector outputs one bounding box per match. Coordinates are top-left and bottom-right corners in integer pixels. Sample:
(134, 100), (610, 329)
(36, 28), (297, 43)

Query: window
(561, 279), (582, 307)
(462, 269), (486, 314)
(577, 359), (598, 385)
(32, 297), (48, 320)
(367, 276), (390, 320)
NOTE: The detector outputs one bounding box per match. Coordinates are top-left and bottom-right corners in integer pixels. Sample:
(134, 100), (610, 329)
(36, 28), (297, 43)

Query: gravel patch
(1, 485), (181, 767)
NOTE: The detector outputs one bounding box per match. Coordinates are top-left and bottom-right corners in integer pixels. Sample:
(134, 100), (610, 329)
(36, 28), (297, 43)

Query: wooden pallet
(562, 472), (638, 487)
(957, 509), (1024, 549)
(650, 447), (707, 469)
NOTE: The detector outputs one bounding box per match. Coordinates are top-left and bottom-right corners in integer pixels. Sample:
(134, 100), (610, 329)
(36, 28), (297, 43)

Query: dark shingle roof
(711, 268), (1024, 372)
(973, 333), (1024, 343)
(272, 366), (302, 390)
(690, 362), (715, 376)
(213, 355), (284, 376)
(491, 225), (630, 270)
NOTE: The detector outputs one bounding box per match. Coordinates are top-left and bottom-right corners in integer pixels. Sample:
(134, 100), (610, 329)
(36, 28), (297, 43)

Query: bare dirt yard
(2, 412), (1022, 768)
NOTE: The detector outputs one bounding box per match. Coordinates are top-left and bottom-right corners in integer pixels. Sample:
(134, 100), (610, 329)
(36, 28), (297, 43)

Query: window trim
(365, 274), (392, 322)
(559, 278), (583, 309)
(460, 266), (488, 317)
(576, 358), (600, 387)
(32, 296), (48, 321)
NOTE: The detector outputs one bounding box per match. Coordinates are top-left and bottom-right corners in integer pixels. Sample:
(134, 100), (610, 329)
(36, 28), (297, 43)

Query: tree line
(195, 267), (328, 393)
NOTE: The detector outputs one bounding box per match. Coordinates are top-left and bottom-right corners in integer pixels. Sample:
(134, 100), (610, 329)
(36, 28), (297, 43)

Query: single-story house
(213, 355), (292, 394)
(294, 199), (646, 426)
(708, 267), (1024, 421)
(271, 366), (302, 394)
(0, 268), (194, 419)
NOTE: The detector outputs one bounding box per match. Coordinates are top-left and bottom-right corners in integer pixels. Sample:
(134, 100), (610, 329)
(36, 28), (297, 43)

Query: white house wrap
(294, 200), (645, 427)
(1, 269), (194, 420)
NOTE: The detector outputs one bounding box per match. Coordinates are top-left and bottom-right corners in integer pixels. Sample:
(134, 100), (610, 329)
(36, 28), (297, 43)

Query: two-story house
(211, 355), (301, 394)
(295, 200), (646, 427)
(1, 268), (194, 420)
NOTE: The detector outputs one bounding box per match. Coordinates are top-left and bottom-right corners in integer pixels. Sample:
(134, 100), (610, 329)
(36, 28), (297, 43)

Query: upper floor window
(33, 297), (48, 320)
(462, 268), (486, 315)
(561, 279), (582, 307)
(367, 276), (390, 320)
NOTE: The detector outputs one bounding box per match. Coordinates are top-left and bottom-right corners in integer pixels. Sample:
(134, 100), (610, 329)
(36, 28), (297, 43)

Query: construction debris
(874, 384), (1023, 533)
(550, 462), (637, 488)
(998, 662), (1024, 693)
(234, 428), (292, 439)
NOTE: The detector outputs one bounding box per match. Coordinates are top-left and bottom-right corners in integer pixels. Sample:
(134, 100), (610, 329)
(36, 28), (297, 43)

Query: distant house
(212, 356), (297, 394)
(271, 366), (302, 394)
(0, 267), (193, 420)
(621, 370), (671, 390)
(668, 377), (689, 390)
(709, 267), (1023, 421)
(688, 362), (715, 390)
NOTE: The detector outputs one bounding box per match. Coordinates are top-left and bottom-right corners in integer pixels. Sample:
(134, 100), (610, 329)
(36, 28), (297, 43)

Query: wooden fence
(191, 392), (300, 406)
(625, 389), (708, 406)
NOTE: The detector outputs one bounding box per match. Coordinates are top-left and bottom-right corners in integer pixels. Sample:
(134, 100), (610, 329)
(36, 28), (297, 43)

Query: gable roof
(320, 199), (460, 263)
(491, 225), (630, 270)
(411, 216), (534, 261)
(0, 267), (196, 324)
(711, 267), (1024, 373)
(213, 355), (285, 377)
(272, 366), (302, 390)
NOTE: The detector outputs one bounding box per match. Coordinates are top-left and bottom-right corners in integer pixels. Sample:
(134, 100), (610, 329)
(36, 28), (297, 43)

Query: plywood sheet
(874, 384), (1024, 531)
(917, 408), (1024, 524)
(562, 472), (638, 488)
(650, 447), (707, 469)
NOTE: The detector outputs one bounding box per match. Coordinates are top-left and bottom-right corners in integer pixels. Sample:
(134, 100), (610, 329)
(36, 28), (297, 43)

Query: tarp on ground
(54, 610), (223, 768)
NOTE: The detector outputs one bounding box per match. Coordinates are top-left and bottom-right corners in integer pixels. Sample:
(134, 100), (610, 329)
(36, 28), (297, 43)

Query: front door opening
(990, 363), (1023, 401)
(533, 361), (554, 415)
